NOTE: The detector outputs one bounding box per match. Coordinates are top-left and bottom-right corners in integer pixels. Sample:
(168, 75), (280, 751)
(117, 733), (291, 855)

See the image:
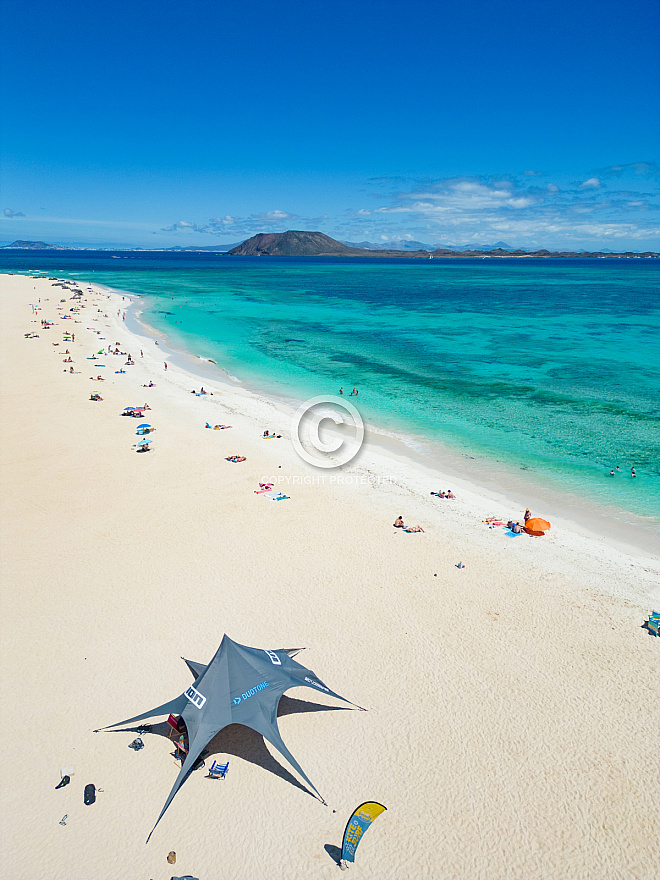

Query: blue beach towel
(504, 529), (524, 538)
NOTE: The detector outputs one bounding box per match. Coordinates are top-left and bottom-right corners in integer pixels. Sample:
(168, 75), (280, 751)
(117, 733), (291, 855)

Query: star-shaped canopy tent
(96, 635), (361, 841)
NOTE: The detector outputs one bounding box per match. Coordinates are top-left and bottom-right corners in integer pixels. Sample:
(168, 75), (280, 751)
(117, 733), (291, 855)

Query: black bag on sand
(55, 775), (70, 790)
(84, 784), (96, 805)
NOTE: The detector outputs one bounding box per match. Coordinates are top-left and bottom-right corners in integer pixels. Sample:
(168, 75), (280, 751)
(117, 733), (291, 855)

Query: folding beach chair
(206, 760), (229, 779)
(645, 611), (660, 636)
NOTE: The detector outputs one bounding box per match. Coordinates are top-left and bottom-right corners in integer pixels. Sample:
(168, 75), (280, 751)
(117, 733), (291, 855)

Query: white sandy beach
(1, 272), (659, 880)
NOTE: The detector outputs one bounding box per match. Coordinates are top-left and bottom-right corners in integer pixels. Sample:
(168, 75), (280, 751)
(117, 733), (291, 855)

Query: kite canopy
(96, 635), (360, 842)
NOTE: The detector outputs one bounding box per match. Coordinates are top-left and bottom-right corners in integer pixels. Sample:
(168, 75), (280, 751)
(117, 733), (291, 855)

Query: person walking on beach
(164, 362), (168, 371)
(524, 508), (531, 523)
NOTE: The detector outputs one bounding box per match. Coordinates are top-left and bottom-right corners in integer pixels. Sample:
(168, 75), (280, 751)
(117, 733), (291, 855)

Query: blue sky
(1, 0), (659, 250)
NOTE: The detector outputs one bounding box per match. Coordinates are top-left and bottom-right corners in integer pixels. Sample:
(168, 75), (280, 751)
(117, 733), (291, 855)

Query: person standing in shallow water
(631, 467), (636, 477)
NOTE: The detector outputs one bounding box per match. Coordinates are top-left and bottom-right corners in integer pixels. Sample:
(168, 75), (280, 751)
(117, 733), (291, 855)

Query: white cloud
(3, 208), (25, 218)
(160, 220), (206, 232)
(254, 210), (296, 222)
(580, 177), (602, 189)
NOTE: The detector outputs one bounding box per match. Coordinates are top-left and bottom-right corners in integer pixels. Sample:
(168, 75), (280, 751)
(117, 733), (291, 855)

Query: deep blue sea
(4, 251), (659, 524)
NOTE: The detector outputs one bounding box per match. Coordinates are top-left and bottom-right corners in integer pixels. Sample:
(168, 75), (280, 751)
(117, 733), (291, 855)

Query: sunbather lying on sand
(225, 455), (246, 463)
(393, 515), (423, 532)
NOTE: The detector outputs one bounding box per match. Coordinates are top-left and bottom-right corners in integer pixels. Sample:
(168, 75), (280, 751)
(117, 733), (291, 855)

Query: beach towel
(504, 529), (524, 538)
(271, 494), (290, 501)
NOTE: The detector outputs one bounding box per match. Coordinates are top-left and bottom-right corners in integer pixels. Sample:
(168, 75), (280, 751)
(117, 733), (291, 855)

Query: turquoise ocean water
(4, 252), (659, 526)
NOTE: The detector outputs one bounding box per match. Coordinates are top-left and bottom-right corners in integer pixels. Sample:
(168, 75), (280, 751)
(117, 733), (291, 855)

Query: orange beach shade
(525, 518), (551, 533)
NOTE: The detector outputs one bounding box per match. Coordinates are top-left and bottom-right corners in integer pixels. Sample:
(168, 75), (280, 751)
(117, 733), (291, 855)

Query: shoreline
(2, 271), (659, 879)
(125, 282), (660, 559)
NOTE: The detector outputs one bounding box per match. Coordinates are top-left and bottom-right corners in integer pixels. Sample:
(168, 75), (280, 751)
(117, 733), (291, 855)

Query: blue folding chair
(207, 760), (229, 779)
(645, 612), (660, 636)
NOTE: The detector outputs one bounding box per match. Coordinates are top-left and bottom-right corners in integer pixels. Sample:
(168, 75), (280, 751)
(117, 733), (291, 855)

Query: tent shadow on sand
(111, 696), (350, 799)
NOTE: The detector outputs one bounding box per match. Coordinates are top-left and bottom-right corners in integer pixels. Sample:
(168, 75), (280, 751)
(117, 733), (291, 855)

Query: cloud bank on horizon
(2, 162), (658, 251)
(154, 163), (660, 250)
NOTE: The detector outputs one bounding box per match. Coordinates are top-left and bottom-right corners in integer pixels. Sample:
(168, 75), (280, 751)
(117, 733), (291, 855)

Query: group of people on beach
(338, 387), (359, 396)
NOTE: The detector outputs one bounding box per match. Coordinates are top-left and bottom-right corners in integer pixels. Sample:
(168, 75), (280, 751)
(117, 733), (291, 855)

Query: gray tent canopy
(96, 634), (362, 841)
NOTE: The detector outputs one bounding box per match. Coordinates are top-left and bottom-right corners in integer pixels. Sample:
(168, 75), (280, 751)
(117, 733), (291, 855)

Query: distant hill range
(164, 242), (244, 252)
(1, 235), (657, 258)
(342, 238), (436, 251)
(228, 231), (658, 259)
(342, 239), (516, 252)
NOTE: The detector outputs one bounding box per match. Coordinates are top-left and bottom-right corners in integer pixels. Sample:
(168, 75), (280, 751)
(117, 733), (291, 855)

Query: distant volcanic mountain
(228, 230), (370, 256)
(1, 240), (65, 249)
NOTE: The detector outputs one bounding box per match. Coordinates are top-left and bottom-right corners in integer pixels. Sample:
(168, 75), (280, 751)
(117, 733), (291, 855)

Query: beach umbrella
(137, 438), (151, 446)
(136, 423), (151, 428)
(525, 518), (551, 534)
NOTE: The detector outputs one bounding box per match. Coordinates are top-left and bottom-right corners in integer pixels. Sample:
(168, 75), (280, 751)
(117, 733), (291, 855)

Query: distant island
(1, 240), (66, 250)
(227, 231), (659, 259)
(1, 234), (658, 258)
